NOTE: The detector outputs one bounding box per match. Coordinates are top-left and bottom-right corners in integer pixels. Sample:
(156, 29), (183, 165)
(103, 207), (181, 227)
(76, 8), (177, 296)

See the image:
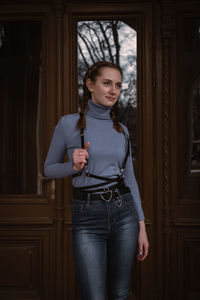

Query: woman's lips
(106, 96), (116, 102)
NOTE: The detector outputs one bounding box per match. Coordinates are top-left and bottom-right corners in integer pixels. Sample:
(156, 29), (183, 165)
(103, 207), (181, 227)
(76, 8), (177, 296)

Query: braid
(77, 61), (123, 132)
(110, 106), (123, 133)
(76, 87), (89, 129)
(76, 68), (91, 129)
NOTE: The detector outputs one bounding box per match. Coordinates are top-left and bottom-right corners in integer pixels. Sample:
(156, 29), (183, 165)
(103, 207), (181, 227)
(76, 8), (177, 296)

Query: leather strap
(72, 124), (130, 188)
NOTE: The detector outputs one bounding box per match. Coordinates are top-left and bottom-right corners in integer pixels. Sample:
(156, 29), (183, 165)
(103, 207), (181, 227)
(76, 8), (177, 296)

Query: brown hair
(77, 61), (123, 133)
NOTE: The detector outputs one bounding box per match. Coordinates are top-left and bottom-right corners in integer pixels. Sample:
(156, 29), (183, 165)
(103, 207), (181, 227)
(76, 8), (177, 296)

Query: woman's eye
(103, 81), (122, 89)
(116, 84), (122, 89)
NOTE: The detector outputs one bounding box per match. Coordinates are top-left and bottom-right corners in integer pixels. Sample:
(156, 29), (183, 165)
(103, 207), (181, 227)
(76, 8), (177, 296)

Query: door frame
(62, 2), (154, 299)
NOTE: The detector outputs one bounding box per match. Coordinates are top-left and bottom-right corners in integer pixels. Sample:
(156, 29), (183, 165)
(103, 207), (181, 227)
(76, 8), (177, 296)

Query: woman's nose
(109, 84), (116, 94)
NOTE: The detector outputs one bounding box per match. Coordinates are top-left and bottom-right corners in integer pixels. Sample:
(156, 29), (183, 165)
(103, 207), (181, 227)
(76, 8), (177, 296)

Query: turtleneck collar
(86, 99), (111, 120)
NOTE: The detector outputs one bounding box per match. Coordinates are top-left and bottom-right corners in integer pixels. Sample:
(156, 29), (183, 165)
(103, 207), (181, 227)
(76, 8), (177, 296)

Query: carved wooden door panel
(170, 4), (200, 300)
(0, 2), (154, 300)
(157, 1), (200, 299)
(0, 8), (58, 300)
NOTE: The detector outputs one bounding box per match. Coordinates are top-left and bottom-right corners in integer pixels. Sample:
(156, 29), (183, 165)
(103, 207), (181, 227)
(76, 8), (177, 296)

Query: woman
(44, 61), (149, 300)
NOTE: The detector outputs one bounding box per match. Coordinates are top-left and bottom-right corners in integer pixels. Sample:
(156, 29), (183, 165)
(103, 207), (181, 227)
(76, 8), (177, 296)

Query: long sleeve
(44, 117), (77, 179)
(124, 153), (145, 220)
(122, 130), (145, 221)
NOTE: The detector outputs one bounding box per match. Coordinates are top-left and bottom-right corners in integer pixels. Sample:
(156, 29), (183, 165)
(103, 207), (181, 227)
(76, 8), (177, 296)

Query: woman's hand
(137, 220), (149, 262)
(72, 142), (90, 171)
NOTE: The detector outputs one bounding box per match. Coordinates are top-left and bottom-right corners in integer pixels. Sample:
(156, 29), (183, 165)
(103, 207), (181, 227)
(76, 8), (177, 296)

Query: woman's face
(86, 67), (122, 107)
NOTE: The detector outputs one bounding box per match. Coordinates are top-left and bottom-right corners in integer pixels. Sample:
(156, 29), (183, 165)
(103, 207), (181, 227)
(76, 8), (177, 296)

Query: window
(0, 21), (42, 194)
(77, 20), (138, 161)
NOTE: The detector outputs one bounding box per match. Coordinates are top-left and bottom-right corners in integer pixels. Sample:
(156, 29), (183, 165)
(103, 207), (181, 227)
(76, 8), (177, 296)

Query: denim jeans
(71, 192), (139, 300)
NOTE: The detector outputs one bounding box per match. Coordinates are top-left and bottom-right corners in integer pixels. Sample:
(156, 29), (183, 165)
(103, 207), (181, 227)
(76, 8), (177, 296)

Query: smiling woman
(44, 60), (149, 300)
(85, 67), (122, 106)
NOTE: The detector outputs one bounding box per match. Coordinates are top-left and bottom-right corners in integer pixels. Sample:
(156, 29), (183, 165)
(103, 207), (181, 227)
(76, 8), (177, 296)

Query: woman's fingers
(138, 244), (148, 262)
(72, 142), (90, 171)
(84, 141), (90, 151)
(137, 230), (149, 262)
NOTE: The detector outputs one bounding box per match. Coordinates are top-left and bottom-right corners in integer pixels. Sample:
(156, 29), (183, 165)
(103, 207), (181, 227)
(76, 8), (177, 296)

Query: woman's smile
(86, 67), (122, 107)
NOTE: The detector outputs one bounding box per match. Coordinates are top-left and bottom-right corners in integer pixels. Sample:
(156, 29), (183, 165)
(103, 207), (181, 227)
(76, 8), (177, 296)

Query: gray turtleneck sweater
(44, 100), (144, 220)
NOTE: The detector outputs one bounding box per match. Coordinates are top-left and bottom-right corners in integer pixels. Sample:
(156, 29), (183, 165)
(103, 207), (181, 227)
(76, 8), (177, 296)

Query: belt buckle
(100, 188), (113, 202)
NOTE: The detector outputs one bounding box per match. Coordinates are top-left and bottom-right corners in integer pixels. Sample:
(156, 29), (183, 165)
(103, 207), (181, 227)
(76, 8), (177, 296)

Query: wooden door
(0, 6), (58, 300)
(160, 2), (200, 300)
(155, 1), (200, 299)
(0, 1), (154, 300)
(62, 2), (154, 300)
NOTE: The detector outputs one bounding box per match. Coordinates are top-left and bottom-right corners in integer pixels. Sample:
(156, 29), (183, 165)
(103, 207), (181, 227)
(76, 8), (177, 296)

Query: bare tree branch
(78, 44), (89, 69)
(112, 21), (120, 66)
(97, 21), (114, 63)
(78, 32), (96, 64)
(84, 23), (106, 61)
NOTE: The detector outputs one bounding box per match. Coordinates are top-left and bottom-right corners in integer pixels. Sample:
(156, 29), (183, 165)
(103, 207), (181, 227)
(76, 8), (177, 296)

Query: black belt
(73, 184), (130, 202)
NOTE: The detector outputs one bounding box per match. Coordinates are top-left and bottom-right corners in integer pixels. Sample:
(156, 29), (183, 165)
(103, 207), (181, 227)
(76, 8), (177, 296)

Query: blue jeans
(71, 192), (139, 300)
